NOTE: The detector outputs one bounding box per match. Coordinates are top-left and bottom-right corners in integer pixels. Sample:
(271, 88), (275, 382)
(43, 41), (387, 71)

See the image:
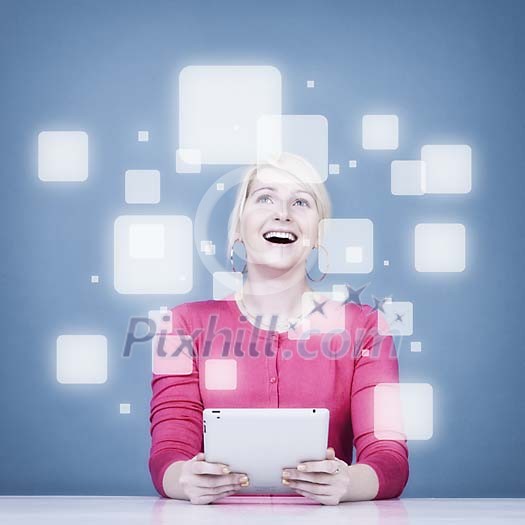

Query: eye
(256, 194), (272, 204)
(294, 198), (310, 208)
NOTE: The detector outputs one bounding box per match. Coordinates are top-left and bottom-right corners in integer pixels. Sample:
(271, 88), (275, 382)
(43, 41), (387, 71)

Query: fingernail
(297, 464), (306, 471)
(282, 470), (290, 478)
(240, 481), (250, 487)
(282, 479), (290, 485)
(222, 467), (230, 474)
(240, 475), (248, 483)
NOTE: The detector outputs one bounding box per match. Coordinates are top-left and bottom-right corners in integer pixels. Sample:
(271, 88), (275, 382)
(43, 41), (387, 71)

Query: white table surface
(0, 496), (524, 524)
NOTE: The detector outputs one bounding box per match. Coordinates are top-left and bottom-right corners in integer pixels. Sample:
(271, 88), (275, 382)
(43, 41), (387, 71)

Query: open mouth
(262, 231), (298, 245)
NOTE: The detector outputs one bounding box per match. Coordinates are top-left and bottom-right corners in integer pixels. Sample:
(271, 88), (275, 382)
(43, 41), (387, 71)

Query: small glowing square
(205, 359), (237, 390)
(378, 301), (413, 336)
(216, 183), (224, 191)
(374, 383), (433, 440)
(56, 335), (107, 384)
(348, 160), (357, 168)
(129, 224), (165, 259)
(148, 309), (173, 333)
(306, 80), (315, 88)
(38, 131), (88, 182)
(362, 115), (399, 150)
(176, 148), (202, 173)
(415, 223), (466, 272)
(152, 334), (194, 375)
(213, 271), (243, 300)
(91, 275), (99, 283)
(138, 131), (149, 142)
(328, 163), (340, 175)
(125, 170), (160, 204)
(120, 403), (131, 414)
(345, 246), (363, 264)
(383, 260), (390, 267)
(391, 160), (426, 195)
(411, 341), (422, 352)
(179, 66), (281, 165)
(421, 145), (471, 194)
(319, 218), (374, 273)
(114, 215), (193, 294)
(361, 348), (370, 357)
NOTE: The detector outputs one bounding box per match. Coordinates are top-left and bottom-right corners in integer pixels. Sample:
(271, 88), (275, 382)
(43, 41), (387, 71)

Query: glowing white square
(152, 334), (194, 375)
(138, 131), (149, 142)
(176, 148), (201, 173)
(56, 335), (107, 384)
(411, 341), (422, 352)
(114, 215), (193, 294)
(383, 260), (390, 266)
(319, 218), (373, 273)
(391, 160), (426, 195)
(38, 131), (88, 182)
(345, 246), (363, 263)
(306, 80), (315, 88)
(348, 160), (357, 168)
(91, 275), (99, 283)
(205, 359), (237, 390)
(362, 115), (399, 150)
(374, 383), (433, 440)
(415, 223), (466, 272)
(179, 65), (281, 164)
(378, 301), (413, 336)
(213, 271), (243, 300)
(129, 224), (165, 259)
(125, 170), (160, 204)
(257, 114), (328, 182)
(328, 163), (340, 175)
(148, 309), (172, 333)
(421, 145), (471, 194)
(216, 183), (224, 191)
(120, 403), (131, 414)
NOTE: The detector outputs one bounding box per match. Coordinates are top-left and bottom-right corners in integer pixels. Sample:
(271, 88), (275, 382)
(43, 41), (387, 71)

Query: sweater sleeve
(350, 304), (410, 500)
(148, 303), (204, 498)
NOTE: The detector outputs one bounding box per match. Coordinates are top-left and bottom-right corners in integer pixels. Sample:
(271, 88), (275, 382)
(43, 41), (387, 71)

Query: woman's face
(239, 167), (320, 272)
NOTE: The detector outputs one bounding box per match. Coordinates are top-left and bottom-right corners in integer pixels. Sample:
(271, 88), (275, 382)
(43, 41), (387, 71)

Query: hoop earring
(230, 239), (247, 274)
(306, 244), (328, 282)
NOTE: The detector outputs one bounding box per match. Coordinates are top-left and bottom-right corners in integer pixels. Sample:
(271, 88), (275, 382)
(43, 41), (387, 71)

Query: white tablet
(203, 408), (330, 495)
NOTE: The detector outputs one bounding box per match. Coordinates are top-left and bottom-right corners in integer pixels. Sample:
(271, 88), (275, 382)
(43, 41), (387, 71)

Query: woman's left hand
(281, 447), (350, 505)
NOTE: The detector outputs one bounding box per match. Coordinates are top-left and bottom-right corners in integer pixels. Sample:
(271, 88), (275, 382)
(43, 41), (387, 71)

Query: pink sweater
(148, 297), (409, 500)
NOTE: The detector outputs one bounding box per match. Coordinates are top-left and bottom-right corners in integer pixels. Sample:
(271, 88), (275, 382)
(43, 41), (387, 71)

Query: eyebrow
(251, 186), (313, 198)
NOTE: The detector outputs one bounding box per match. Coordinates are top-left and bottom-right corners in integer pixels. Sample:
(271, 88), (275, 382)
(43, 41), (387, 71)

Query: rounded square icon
(152, 334), (194, 375)
(362, 115), (399, 150)
(38, 131), (88, 182)
(56, 335), (107, 384)
(415, 223), (466, 272)
(204, 359), (237, 390)
(179, 65), (282, 165)
(319, 218), (374, 274)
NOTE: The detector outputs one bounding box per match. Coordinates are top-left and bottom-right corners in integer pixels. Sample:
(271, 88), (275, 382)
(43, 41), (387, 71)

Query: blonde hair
(226, 152), (332, 260)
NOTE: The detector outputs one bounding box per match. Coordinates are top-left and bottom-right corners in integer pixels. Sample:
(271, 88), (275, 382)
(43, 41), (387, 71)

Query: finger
(326, 447), (336, 460)
(193, 458), (231, 476)
(194, 473), (247, 488)
(297, 459), (340, 474)
(284, 470), (332, 484)
(292, 488), (326, 503)
(285, 479), (329, 495)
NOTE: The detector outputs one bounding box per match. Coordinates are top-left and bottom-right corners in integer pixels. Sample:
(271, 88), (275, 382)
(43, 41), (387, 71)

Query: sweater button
(269, 376), (277, 383)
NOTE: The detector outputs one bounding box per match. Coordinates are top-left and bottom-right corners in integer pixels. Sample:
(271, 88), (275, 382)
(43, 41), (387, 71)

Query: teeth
(263, 231), (297, 242)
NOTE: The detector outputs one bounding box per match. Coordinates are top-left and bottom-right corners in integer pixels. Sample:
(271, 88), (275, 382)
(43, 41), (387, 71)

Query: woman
(149, 152), (409, 505)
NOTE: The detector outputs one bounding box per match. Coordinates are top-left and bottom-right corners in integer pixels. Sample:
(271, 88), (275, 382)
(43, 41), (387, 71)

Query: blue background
(1, 0), (524, 497)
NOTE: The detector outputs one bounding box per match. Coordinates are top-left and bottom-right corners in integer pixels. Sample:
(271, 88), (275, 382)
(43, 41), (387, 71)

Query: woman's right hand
(179, 452), (250, 504)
